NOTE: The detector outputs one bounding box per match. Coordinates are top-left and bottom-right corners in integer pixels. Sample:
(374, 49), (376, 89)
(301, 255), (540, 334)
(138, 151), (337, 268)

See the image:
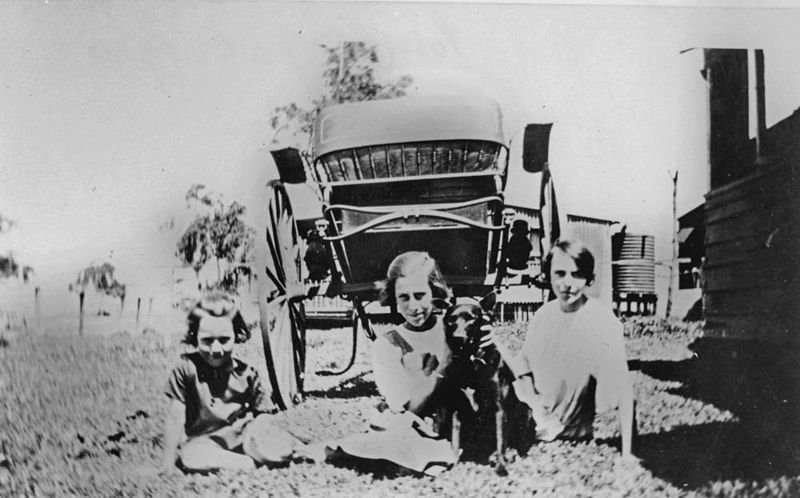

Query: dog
(441, 293), (513, 476)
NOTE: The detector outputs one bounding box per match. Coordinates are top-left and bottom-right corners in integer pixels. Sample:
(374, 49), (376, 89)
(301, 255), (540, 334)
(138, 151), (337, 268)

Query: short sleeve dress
(165, 352), (276, 449)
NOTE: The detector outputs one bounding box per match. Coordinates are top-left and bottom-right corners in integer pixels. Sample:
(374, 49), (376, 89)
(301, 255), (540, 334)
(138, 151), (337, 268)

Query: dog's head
(443, 293), (496, 358)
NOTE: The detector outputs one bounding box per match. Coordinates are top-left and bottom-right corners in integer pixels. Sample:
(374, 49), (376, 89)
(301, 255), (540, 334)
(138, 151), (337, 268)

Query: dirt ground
(1, 317), (798, 497)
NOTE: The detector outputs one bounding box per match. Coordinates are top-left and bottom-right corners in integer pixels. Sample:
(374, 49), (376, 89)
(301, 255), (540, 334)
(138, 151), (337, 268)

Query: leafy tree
(269, 41), (413, 159)
(0, 258), (34, 283)
(0, 213), (33, 282)
(175, 185), (255, 292)
(0, 213), (36, 332)
(68, 262), (126, 333)
(0, 254), (20, 280)
(69, 263), (125, 308)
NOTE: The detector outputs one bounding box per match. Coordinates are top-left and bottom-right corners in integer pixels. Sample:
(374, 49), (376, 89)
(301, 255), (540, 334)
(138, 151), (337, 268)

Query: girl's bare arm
(159, 399), (186, 472)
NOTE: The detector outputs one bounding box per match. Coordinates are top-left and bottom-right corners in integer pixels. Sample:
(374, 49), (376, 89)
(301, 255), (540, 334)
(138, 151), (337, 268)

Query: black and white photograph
(1, 1), (798, 495)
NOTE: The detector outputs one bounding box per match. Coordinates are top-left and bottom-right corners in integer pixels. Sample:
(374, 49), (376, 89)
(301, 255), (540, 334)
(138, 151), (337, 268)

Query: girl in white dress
(327, 251), (460, 475)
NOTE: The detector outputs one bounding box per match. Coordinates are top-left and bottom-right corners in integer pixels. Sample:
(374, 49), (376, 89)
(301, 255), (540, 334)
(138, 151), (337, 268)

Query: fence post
(78, 291), (85, 335)
(34, 287), (41, 331)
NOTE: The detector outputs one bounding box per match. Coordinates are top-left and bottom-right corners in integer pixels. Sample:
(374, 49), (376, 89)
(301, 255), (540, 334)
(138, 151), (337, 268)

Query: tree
(0, 253), (20, 280)
(269, 41), (413, 159)
(68, 262), (126, 334)
(0, 213), (36, 331)
(175, 185), (255, 292)
(0, 213), (33, 282)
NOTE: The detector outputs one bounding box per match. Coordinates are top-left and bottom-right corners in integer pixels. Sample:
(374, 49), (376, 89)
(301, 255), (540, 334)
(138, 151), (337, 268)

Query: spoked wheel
(257, 180), (306, 411)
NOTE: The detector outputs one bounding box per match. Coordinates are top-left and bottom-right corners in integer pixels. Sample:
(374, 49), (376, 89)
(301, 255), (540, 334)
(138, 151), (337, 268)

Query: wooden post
(135, 297), (141, 327)
(78, 290), (85, 335)
(34, 287), (41, 331)
(118, 291), (125, 332)
(665, 171), (679, 318)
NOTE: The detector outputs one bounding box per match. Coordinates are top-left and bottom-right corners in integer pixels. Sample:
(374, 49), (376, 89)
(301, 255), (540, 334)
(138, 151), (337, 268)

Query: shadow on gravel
(305, 371), (380, 399)
(326, 452), (422, 480)
(628, 345), (800, 491)
(628, 358), (693, 386)
(621, 421), (798, 490)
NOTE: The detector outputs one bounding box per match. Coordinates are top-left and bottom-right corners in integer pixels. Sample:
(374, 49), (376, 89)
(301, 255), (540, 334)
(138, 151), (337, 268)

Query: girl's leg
(180, 437), (255, 472)
(241, 414), (302, 465)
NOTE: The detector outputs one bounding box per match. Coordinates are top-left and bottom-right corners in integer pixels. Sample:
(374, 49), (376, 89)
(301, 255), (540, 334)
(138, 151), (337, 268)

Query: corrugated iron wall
(703, 161), (800, 343)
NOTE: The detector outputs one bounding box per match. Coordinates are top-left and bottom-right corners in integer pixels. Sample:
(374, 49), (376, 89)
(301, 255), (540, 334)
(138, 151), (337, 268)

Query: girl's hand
(479, 323), (495, 349)
(160, 399), (185, 477)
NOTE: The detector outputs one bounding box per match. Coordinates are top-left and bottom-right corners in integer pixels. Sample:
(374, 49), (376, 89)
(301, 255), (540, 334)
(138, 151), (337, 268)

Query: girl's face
(550, 249), (590, 312)
(395, 270), (435, 329)
(196, 316), (235, 367)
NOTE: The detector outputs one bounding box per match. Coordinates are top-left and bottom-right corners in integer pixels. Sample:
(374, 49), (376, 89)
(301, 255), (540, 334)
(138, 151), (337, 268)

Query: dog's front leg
(451, 410), (461, 462)
(493, 375), (509, 476)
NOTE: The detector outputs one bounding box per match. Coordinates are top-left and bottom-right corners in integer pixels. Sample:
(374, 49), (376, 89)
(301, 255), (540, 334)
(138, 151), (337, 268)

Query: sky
(1, 1), (799, 309)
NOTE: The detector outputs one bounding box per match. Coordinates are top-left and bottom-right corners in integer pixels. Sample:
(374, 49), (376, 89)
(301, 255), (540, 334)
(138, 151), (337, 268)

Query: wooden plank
(705, 161), (799, 205)
(702, 312), (797, 343)
(705, 165), (800, 242)
(706, 192), (800, 226)
(706, 238), (799, 268)
(706, 201), (799, 237)
(704, 257), (799, 291)
(704, 234), (758, 254)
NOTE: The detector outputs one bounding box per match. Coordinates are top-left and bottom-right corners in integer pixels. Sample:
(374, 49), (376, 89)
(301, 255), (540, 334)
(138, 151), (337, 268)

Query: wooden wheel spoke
(265, 227), (286, 286)
(267, 203), (287, 283)
(265, 292), (287, 308)
(289, 304), (304, 381)
(259, 181), (306, 411)
(274, 186), (283, 214)
(263, 265), (286, 295)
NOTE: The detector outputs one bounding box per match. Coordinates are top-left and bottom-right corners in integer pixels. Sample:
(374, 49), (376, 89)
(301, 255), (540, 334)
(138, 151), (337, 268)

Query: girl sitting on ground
(159, 291), (313, 473)
(372, 251), (457, 422)
(501, 239), (637, 460)
(323, 251), (461, 475)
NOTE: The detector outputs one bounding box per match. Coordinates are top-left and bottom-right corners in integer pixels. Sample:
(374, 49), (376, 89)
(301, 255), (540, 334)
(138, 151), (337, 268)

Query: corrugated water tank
(612, 233), (655, 294)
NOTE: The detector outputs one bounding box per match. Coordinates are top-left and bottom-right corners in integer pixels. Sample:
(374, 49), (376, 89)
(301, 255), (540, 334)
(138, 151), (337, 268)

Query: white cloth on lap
(333, 417), (457, 476)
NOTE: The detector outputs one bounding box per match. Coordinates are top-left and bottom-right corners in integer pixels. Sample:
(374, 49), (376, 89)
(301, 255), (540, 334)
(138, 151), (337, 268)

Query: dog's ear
(432, 298), (451, 311)
(478, 291), (497, 313)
